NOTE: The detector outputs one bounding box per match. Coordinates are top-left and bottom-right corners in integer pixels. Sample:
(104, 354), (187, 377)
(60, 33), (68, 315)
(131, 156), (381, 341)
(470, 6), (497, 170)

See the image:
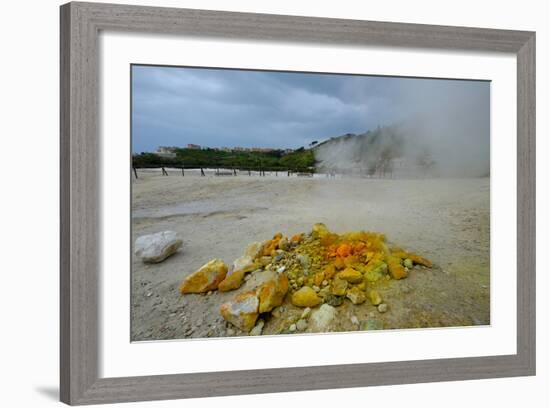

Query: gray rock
(301, 307), (312, 319)
(296, 319), (308, 331)
(289, 324), (297, 332)
(309, 304), (336, 332)
(377, 303), (388, 313)
(324, 294), (344, 307)
(135, 231), (182, 263)
(351, 316), (359, 325)
(250, 319), (265, 336)
(297, 254), (310, 268)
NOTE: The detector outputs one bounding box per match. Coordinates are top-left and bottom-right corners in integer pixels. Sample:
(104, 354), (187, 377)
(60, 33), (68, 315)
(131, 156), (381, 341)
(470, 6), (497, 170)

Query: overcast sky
(131, 65), (489, 153)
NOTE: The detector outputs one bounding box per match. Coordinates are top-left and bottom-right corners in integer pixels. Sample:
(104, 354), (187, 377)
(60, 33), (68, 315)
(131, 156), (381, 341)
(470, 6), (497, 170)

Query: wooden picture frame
(60, 2), (535, 405)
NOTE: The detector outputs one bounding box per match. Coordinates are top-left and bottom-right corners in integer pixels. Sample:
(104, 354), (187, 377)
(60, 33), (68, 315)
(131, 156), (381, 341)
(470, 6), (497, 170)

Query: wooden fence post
(133, 167), (138, 179)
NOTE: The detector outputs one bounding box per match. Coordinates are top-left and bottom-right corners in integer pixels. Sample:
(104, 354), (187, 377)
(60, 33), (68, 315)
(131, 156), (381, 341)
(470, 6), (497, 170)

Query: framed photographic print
(60, 1), (536, 405)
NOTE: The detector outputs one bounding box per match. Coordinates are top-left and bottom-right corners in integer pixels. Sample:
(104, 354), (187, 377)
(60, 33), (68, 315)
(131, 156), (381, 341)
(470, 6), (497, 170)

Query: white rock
(309, 304), (336, 332)
(232, 255), (254, 272)
(244, 242), (263, 259)
(377, 303), (388, 313)
(135, 231), (182, 263)
(289, 324), (297, 332)
(296, 319), (308, 331)
(301, 307), (312, 319)
(351, 316), (359, 325)
(250, 319), (265, 336)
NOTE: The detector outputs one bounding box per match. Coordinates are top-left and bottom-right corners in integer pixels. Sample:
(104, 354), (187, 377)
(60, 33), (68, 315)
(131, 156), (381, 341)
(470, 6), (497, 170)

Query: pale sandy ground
(131, 168), (490, 341)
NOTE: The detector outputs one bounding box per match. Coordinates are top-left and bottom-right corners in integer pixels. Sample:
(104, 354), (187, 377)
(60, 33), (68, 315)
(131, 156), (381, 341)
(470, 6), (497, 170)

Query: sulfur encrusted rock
(257, 272), (289, 313)
(220, 291), (259, 332)
(134, 231), (182, 263)
(346, 286), (366, 305)
(291, 286), (321, 308)
(217, 242), (263, 292)
(231, 255), (255, 274)
(338, 267), (363, 284)
(387, 256), (408, 280)
(243, 241), (263, 259)
(218, 269), (246, 292)
(179, 259), (228, 294)
(330, 277), (348, 296)
(368, 289), (383, 306)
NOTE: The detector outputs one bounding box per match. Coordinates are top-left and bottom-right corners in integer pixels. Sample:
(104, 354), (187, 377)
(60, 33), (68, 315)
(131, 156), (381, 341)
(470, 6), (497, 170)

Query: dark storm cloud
(131, 65), (489, 155)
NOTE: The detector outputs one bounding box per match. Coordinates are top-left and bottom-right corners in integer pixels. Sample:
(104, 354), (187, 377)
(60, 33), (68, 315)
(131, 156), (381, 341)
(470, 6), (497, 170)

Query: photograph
(130, 64), (490, 341)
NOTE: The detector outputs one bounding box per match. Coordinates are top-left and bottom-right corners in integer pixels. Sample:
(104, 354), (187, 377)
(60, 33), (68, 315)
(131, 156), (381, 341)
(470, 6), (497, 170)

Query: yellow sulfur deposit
(338, 267), (363, 284)
(218, 269), (246, 292)
(291, 286), (322, 307)
(184, 224), (433, 332)
(257, 273), (289, 313)
(179, 259), (228, 294)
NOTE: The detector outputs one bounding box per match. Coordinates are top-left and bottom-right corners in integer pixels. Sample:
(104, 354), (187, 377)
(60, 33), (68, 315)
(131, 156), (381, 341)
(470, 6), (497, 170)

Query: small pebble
(351, 316), (359, 325)
(301, 307), (311, 319)
(322, 280), (328, 286)
(277, 266), (286, 273)
(226, 328), (235, 336)
(146, 292), (152, 297)
(207, 291), (213, 296)
(289, 324), (297, 332)
(312, 285), (320, 292)
(377, 303), (388, 313)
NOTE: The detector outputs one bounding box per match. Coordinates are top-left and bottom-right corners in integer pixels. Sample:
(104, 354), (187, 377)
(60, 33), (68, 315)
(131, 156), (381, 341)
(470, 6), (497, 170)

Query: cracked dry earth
(131, 170), (489, 341)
